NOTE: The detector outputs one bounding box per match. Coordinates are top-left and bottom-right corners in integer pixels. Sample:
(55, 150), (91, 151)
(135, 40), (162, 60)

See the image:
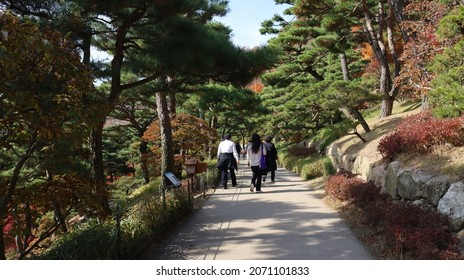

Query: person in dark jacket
(262, 135), (278, 182)
(216, 134), (239, 189)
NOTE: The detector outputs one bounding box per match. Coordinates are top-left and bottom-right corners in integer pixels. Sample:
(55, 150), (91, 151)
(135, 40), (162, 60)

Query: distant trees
(429, 5), (464, 117)
(259, 0), (376, 142)
(258, 0), (464, 144)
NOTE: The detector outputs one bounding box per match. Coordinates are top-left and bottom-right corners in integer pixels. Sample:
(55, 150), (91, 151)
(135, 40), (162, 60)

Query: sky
(214, 0), (292, 48)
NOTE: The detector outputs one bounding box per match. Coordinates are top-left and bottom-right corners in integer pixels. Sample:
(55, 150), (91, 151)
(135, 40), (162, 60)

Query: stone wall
(327, 141), (464, 232)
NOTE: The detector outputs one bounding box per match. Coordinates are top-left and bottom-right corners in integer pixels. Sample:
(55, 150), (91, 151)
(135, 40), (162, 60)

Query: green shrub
(301, 157), (334, 180)
(110, 176), (146, 199)
(39, 219), (118, 260)
(278, 144), (334, 180)
(313, 121), (352, 151)
(39, 186), (192, 259)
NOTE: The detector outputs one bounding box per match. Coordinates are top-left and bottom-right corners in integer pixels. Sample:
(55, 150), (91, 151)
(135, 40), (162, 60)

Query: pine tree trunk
(139, 140), (150, 184)
(350, 108), (371, 133)
(339, 53), (350, 81)
(207, 115), (218, 160)
(380, 96), (394, 118)
(90, 122), (111, 218)
(363, 0), (395, 118)
(46, 170), (68, 233)
(155, 91), (175, 188)
(168, 91), (176, 115)
(0, 133), (40, 260)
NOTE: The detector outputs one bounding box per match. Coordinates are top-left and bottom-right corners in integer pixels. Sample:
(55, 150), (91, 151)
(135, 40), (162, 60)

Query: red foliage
(383, 202), (461, 259)
(325, 171), (464, 259)
(378, 112), (464, 160)
(396, 0), (448, 98)
(287, 145), (317, 157)
(325, 171), (364, 201)
(3, 215), (16, 251)
(348, 181), (386, 208)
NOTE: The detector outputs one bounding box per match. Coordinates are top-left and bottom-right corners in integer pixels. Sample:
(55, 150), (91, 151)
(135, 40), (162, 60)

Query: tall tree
(395, 0), (449, 110)
(359, 0), (404, 117)
(429, 4), (464, 117)
(0, 12), (95, 259)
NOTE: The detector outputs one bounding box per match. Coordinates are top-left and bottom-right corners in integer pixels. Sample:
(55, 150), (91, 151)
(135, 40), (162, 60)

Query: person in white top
(216, 133), (239, 189)
(246, 133), (267, 192)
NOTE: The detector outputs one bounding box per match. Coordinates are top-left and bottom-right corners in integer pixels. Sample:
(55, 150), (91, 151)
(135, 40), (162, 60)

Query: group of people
(216, 133), (278, 193)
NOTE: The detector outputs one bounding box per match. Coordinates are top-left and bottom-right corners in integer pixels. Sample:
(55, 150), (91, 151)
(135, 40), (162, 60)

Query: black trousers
(221, 168), (237, 187)
(263, 170), (275, 180)
(250, 166), (263, 191)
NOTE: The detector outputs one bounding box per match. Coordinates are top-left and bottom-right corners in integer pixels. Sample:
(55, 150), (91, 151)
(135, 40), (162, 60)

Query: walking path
(148, 162), (372, 260)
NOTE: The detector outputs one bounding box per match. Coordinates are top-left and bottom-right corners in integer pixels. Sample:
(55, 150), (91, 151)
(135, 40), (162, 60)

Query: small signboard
(164, 172), (181, 187)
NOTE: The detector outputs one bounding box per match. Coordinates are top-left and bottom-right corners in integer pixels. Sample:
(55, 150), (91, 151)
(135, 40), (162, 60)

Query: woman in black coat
(262, 136), (278, 182)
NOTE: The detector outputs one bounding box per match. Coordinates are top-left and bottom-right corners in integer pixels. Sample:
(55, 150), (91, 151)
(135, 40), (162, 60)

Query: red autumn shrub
(325, 171), (364, 201)
(378, 112), (464, 160)
(325, 171), (463, 259)
(348, 181), (387, 208)
(383, 202), (461, 259)
(287, 145), (317, 157)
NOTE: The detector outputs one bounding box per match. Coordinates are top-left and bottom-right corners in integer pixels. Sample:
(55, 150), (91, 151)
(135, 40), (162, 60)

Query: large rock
(327, 142), (342, 170)
(397, 169), (433, 201)
(438, 182), (464, 231)
(381, 161), (401, 199)
(352, 155), (374, 181)
(342, 154), (357, 172)
(368, 163), (387, 189)
(423, 176), (451, 206)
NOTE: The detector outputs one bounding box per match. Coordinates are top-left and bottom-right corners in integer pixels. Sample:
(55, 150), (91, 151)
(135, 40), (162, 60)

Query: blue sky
(215, 0), (291, 48)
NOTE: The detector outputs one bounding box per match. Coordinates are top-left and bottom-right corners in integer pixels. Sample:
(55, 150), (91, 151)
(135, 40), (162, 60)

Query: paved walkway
(148, 162), (373, 260)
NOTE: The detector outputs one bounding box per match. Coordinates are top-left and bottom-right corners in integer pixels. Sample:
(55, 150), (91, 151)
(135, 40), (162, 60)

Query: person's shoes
(249, 184), (254, 192)
(223, 186), (228, 189)
(256, 190), (263, 193)
(232, 184), (237, 187)
(271, 179), (276, 182)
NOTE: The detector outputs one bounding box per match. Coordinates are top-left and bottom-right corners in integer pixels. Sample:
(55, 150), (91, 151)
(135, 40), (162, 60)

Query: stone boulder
(438, 182), (464, 231)
(397, 169), (433, 201)
(381, 161), (401, 199)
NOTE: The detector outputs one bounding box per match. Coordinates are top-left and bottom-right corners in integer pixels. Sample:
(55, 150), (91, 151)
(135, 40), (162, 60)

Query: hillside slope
(333, 100), (464, 181)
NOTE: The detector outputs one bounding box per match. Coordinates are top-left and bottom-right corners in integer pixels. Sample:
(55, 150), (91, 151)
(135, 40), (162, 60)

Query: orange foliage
(361, 42), (374, 60)
(247, 78), (264, 93)
(143, 113), (217, 166)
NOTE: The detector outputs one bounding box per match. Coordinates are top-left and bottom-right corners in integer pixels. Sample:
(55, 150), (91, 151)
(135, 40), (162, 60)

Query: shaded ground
(138, 164), (372, 260)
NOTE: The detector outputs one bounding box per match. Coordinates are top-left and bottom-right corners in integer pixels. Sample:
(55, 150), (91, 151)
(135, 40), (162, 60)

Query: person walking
(216, 134), (239, 189)
(262, 135), (278, 182)
(246, 133), (267, 193)
(235, 142), (243, 159)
